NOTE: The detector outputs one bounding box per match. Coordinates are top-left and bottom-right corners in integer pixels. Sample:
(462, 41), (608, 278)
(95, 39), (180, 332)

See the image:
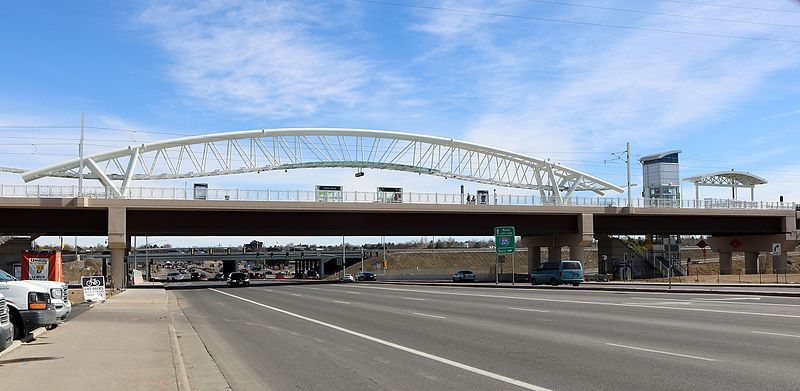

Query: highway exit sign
(494, 226), (516, 254)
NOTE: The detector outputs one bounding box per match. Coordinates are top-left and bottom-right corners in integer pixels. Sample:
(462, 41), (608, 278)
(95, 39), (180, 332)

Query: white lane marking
(751, 331), (800, 339)
(403, 297), (426, 301)
(345, 291), (361, 295)
(622, 301), (691, 305)
(258, 288), (274, 292)
(334, 300), (351, 305)
(354, 286), (800, 319)
(290, 293), (302, 297)
(308, 287), (321, 290)
(604, 343), (716, 362)
(692, 297), (760, 301)
(412, 312), (447, 319)
(209, 289), (551, 391)
(508, 307), (550, 313)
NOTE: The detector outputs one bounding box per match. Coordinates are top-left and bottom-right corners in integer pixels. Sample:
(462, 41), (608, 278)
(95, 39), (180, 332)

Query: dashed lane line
(209, 289), (552, 391)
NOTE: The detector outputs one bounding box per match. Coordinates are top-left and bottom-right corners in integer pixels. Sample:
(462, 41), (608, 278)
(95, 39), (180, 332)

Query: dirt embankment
(361, 248), (800, 281)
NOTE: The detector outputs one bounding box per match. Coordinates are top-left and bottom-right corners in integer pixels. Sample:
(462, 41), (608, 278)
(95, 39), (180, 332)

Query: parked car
(306, 270), (319, 279)
(531, 260), (584, 286)
(264, 270), (273, 275)
(452, 270), (476, 282)
(0, 293), (14, 351)
(227, 272), (250, 287)
(190, 272), (200, 281)
(199, 274), (208, 281)
(355, 272), (376, 281)
(275, 272), (287, 280)
(341, 274), (355, 283)
(167, 272), (183, 282)
(212, 273), (224, 281)
(0, 269), (56, 340)
(293, 271), (306, 279)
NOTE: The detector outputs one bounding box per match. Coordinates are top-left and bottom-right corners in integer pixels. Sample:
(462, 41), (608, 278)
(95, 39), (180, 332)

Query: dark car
(227, 272), (250, 287)
(212, 273), (224, 281)
(452, 270), (476, 282)
(306, 270), (319, 279)
(190, 272), (200, 281)
(355, 272), (376, 281)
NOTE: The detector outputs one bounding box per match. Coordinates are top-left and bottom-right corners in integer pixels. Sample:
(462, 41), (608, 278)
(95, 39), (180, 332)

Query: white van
(0, 269), (56, 340)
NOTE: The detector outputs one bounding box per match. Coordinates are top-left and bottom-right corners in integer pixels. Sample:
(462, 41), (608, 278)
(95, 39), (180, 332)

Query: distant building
(244, 240), (263, 252)
(639, 150), (681, 200)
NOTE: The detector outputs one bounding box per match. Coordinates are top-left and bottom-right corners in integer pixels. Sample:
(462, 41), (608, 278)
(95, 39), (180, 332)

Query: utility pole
(626, 142), (632, 208)
(79, 113), (85, 197)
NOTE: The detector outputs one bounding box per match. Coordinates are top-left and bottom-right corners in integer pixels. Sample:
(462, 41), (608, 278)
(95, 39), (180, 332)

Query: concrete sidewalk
(0, 289), (179, 391)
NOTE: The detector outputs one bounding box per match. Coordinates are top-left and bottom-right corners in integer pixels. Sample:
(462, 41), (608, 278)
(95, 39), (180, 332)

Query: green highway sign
(494, 226), (516, 254)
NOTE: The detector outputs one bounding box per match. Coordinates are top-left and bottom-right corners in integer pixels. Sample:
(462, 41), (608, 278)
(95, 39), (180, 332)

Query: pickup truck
(0, 269), (57, 340)
(0, 293), (13, 351)
(24, 280), (70, 328)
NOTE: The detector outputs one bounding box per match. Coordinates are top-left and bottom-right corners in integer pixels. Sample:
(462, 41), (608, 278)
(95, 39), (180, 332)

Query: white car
(166, 272), (184, 282)
(342, 274), (355, 283)
(0, 269), (56, 340)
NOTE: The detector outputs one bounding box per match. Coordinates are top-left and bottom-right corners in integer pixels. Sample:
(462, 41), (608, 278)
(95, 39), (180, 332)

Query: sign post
(81, 275), (107, 303)
(494, 226), (516, 285)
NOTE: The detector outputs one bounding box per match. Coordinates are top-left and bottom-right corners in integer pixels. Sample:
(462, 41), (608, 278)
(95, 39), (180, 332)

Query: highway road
(173, 283), (800, 390)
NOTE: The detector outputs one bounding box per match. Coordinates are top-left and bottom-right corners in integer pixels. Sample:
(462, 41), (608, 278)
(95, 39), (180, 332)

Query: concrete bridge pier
(108, 207), (127, 289)
(718, 251), (733, 275)
(744, 251), (759, 274)
(521, 213), (594, 274)
(773, 252), (789, 274)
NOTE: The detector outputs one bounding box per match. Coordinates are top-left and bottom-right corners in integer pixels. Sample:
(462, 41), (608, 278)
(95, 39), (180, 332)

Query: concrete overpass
(0, 194), (796, 288)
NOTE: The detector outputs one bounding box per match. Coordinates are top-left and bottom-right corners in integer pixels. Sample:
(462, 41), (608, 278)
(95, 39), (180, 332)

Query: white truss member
(20, 128), (623, 202)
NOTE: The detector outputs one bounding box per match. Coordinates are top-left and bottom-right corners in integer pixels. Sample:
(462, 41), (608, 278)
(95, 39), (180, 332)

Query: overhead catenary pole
(79, 113), (85, 197)
(342, 236), (346, 279)
(626, 141), (632, 208)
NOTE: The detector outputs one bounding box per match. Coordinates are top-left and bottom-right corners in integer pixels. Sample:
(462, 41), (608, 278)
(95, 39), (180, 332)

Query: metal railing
(0, 184), (795, 210)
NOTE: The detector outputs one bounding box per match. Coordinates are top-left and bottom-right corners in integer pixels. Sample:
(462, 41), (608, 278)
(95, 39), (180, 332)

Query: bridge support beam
(744, 251), (759, 274)
(548, 246), (561, 262)
(569, 245), (585, 262)
(773, 252), (788, 274)
(527, 247), (541, 275)
(108, 207), (127, 289)
(718, 251), (733, 275)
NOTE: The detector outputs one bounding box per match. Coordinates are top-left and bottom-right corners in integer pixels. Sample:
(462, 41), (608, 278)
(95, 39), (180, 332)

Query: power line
(520, 0), (800, 28)
(656, 0), (800, 14)
(349, 0), (800, 43)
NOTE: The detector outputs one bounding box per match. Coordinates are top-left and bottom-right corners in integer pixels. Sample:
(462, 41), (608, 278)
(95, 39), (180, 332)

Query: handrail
(0, 184), (795, 210)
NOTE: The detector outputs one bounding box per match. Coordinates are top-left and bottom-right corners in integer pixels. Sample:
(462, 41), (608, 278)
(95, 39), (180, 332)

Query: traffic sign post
(494, 226), (516, 285)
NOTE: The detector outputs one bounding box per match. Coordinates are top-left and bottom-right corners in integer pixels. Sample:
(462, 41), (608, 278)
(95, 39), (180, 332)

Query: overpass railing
(0, 184), (795, 210)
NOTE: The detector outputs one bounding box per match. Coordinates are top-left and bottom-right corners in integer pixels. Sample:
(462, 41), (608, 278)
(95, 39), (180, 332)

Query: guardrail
(0, 184), (795, 210)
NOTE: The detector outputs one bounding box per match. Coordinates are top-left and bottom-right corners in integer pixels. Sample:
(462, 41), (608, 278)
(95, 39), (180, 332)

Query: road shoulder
(168, 290), (232, 391)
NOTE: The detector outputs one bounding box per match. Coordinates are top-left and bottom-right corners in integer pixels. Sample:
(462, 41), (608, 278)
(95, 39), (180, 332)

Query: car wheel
(572, 282), (580, 287)
(45, 324), (58, 331)
(550, 277), (558, 286)
(10, 309), (25, 340)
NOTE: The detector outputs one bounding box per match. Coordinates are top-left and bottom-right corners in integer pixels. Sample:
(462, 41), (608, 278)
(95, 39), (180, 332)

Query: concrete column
(107, 207), (127, 289)
(718, 251), (733, 275)
(744, 251), (759, 274)
(569, 245), (585, 261)
(773, 252), (788, 274)
(320, 259), (325, 276)
(527, 247), (541, 274)
(548, 246), (560, 262)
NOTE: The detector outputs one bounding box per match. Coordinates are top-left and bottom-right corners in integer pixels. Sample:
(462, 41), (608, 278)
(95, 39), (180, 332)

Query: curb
(376, 281), (800, 298)
(0, 326), (50, 360)
(167, 291), (232, 390)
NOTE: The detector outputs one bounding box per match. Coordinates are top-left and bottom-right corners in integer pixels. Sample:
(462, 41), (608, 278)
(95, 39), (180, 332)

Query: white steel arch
(21, 128), (623, 200)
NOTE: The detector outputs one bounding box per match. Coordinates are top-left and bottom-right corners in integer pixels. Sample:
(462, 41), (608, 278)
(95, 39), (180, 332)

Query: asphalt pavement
(174, 282), (800, 391)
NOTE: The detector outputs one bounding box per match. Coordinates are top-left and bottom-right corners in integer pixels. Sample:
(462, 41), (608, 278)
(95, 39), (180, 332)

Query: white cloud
(139, 1), (413, 119)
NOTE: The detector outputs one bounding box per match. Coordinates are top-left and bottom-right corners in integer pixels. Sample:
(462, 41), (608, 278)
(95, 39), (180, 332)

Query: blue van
(531, 260), (584, 286)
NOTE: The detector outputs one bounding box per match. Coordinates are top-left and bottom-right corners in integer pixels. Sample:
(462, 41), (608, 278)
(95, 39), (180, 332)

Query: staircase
(598, 236), (686, 279)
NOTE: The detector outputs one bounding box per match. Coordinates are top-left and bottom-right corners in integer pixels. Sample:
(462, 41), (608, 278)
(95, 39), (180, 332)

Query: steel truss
(21, 128), (622, 200)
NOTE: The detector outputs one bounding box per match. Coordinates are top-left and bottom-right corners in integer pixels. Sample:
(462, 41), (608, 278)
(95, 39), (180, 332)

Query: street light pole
(79, 113), (85, 197)
(626, 142), (632, 208)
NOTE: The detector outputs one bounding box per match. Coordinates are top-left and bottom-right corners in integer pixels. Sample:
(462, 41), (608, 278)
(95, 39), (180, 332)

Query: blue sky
(1, 0), (799, 246)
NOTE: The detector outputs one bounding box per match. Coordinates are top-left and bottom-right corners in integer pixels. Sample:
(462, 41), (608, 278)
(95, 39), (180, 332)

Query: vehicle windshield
(563, 261), (582, 270)
(538, 263), (559, 271)
(0, 269), (17, 281)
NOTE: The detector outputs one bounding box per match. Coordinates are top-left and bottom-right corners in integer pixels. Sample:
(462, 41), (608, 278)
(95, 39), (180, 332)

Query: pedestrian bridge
(20, 128), (622, 203)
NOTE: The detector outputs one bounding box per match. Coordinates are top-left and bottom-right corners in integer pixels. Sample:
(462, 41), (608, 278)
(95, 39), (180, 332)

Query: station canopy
(683, 171), (767, 188)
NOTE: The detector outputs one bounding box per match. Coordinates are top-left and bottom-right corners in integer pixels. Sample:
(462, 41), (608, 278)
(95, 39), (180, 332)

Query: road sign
(494, 226), (516, 254)
(771, 243), (782, 256)
(81, 275), (106, 302)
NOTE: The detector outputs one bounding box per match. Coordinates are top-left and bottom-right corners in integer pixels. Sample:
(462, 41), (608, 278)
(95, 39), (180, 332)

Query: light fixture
(355, 169), (364, 178)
